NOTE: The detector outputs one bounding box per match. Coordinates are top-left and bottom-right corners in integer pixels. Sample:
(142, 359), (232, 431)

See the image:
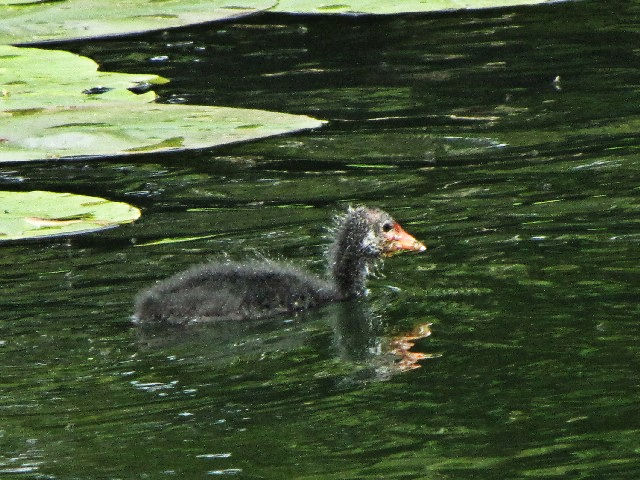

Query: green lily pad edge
(0, 0), (563, 46)
(0, 191), (141, 242)
(0, 102), (326, 163)
(270, 0), (554, 15)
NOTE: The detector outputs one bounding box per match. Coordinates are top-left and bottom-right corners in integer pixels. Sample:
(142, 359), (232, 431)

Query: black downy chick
(133, 206), (426, 325)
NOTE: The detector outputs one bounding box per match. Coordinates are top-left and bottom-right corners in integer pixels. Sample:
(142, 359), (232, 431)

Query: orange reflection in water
(388, 323), (439, 372)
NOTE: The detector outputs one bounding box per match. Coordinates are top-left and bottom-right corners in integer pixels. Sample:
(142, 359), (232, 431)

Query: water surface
(1, 1), (639, 478)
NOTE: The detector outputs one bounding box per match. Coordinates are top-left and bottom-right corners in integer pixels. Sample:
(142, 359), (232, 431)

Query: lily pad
(0, 45), (165, 110)
(0, 103), (325, 162)
(0, 45), (325, 162)
(0, 0), (46, 5)
(0, 191), (141, 241)
(269, 0), (553, 14)
(1, 0), (565, 45)
(0, 0), (275, 45)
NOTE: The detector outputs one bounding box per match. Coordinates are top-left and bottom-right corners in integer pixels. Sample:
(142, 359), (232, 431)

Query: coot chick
(133, 206), (426, 325)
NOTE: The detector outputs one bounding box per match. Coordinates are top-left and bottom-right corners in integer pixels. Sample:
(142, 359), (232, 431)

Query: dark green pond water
(2, 1), (640, 478)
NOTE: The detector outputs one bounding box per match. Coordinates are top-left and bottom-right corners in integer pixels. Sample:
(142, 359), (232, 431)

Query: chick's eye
(382, 222), (394, 233)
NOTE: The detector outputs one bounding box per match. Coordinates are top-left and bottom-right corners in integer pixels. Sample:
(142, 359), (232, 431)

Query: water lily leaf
(270, 0), (552, 14)
(0, 191), (141, 241)
(0, 0), (558, 45)
(0, 0), (275, 45)
(0, 45), (165, 110)
(0, 103), (325, 162)
(0, 46), (325, 162)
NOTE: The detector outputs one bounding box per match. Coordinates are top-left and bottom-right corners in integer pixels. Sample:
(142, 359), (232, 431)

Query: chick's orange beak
(384, 223), (427, 255)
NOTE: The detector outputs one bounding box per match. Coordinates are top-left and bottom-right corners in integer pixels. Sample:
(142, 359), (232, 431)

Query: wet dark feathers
(134, 261), (337, 325)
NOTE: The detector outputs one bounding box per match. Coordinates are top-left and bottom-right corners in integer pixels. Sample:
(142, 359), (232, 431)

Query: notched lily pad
(0, 191), (141, 241)
(0, 45), (165, 110)
(0, 45), (325, 162)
